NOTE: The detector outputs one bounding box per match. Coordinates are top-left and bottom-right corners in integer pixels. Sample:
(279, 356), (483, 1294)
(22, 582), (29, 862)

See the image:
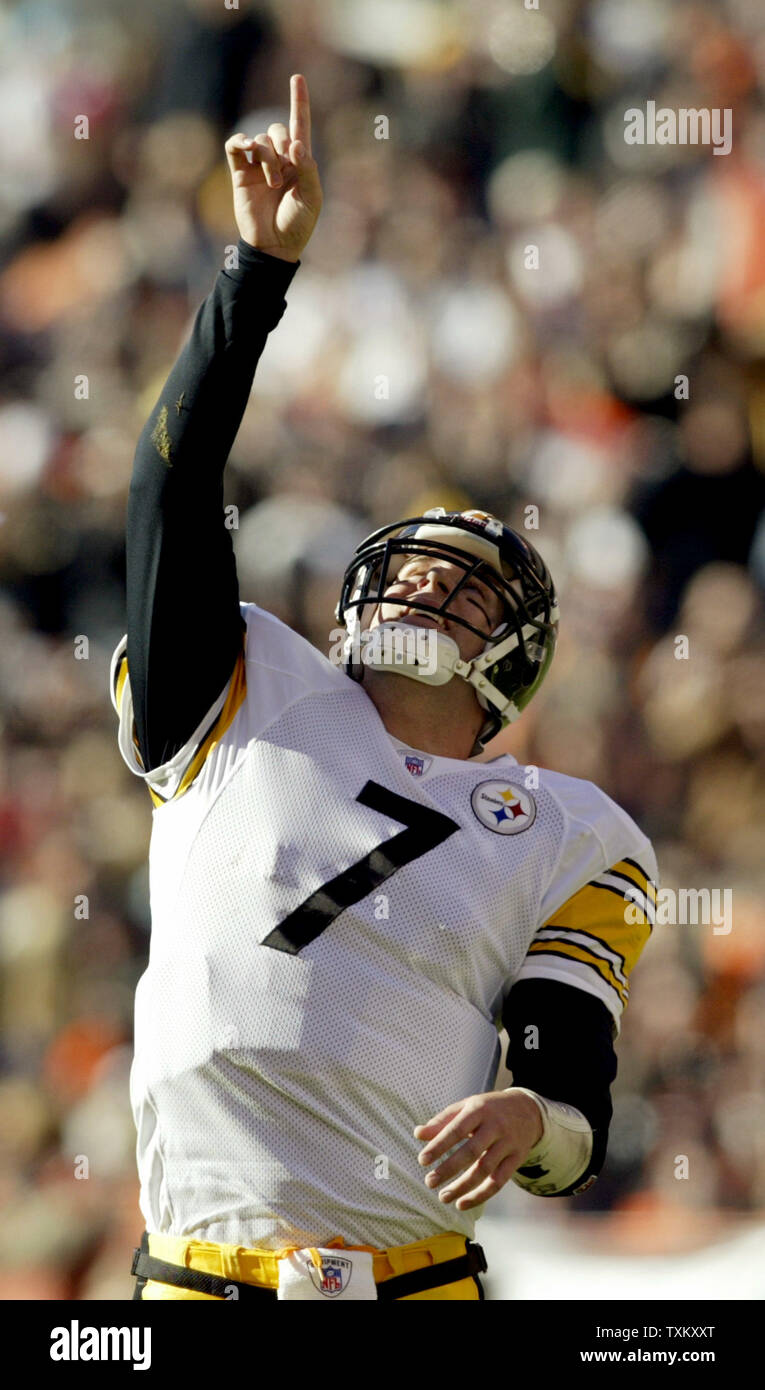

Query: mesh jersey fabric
(110, 602), (656, 1249)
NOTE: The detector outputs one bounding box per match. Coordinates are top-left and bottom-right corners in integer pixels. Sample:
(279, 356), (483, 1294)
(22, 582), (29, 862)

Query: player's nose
(413, 566), (454, 600)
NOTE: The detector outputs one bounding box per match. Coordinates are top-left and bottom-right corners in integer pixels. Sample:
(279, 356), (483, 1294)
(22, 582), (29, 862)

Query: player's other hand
(414, 1089), (544, 1212)
(224, 73), (323, 264)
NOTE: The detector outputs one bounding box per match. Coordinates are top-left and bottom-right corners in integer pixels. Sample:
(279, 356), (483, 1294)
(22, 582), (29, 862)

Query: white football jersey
(110, 603), (656, 1250)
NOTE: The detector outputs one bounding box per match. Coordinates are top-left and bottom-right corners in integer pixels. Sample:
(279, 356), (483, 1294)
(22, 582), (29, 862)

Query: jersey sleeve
(514, 775), (658, 1038)
(109, 628), (247, 808)
(109, 601), (343, 808)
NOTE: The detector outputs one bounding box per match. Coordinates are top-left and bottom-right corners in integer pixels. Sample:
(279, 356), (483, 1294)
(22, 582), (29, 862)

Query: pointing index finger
(289, 73), (311, 156)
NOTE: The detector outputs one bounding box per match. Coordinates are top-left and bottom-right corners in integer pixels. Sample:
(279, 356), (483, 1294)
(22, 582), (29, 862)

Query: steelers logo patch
(470, 781), (536, 834)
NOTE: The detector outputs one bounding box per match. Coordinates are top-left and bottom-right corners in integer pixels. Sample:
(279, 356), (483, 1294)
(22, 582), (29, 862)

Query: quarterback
(113, 76), (656, 1301)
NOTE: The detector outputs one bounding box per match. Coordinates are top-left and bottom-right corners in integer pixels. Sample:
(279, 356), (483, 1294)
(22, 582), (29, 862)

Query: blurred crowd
(1, 0), (764, 1299)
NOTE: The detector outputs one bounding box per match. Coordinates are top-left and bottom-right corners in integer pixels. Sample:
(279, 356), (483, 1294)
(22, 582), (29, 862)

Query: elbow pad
(507, 1088), (594, 1197)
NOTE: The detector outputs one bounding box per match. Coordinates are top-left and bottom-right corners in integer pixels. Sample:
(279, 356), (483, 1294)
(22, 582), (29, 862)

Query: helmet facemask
(336, 513), (559, 753)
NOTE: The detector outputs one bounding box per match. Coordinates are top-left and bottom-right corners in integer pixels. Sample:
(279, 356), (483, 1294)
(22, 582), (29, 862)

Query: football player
(115, 75), (656, 1301)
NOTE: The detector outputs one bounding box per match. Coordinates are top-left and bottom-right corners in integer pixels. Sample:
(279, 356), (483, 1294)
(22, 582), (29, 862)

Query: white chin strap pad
(344, 614), (531, 734)
(347, 621), (464, 687)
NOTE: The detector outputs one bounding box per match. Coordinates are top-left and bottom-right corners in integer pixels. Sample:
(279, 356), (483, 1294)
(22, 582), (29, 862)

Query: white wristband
(506, 1087), (594, 1196)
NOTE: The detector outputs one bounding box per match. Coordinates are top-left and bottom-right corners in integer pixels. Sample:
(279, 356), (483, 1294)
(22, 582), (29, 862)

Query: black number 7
(262, 779), (459, 955)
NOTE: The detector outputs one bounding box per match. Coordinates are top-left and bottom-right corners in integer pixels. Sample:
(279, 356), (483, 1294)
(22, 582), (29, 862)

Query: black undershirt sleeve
(126, 240), (300, 773)
(502, 977), (618, 1196)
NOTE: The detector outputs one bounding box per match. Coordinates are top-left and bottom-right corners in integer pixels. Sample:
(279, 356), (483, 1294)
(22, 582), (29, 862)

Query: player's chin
(453, 635), (486, 664)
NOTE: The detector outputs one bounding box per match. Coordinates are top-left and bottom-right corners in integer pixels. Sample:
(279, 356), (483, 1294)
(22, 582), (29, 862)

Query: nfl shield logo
(309, 1255), (353, 1297)
(405, 754), (425, 776)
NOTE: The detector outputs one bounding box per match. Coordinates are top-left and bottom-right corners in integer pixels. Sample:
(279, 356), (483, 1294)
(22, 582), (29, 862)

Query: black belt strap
(131, 1233), (487, 1301)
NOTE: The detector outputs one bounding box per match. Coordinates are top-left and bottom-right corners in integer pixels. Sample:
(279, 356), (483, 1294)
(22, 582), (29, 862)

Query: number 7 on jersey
(262, 779), (460, 954)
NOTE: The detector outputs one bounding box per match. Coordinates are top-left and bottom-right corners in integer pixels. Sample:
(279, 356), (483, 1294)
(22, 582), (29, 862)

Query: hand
(224, 73), (323, 263)
(414, 1089), (544, 1212)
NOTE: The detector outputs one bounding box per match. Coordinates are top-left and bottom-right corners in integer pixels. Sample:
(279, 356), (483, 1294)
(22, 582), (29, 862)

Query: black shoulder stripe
(587, 880), (635, 903)
(537, 925), (627, 975)
(524, 946), (626, 1000)
(602, 868), (649, 893)
(622, 856), (653, 878)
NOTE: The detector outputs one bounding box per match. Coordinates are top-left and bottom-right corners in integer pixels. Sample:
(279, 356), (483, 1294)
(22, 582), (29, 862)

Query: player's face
(369, 554), (505, 661)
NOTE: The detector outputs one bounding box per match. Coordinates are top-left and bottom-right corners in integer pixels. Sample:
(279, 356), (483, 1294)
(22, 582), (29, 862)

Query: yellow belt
(136, 1230), (484, 1301)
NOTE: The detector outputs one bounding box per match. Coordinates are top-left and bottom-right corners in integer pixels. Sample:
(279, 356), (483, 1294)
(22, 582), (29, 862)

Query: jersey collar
(389, 735), (517, 778)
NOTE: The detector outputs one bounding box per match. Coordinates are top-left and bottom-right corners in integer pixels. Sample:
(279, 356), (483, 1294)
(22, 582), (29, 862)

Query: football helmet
(335, 507), (559, 753)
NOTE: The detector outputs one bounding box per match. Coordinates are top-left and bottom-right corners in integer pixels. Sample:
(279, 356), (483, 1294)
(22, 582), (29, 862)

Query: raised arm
(126, 75), (322, 772)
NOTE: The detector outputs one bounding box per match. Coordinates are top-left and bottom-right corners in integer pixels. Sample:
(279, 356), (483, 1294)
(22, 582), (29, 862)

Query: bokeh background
(1, 0), (764, 1300)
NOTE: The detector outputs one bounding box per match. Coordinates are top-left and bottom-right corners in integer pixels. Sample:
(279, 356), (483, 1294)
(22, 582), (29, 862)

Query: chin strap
(343, 614), (552, 758)
(347, 620), (520, 713)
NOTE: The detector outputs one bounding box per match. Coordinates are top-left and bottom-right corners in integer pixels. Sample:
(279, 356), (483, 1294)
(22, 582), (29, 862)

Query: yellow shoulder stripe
(541, 874), (652, 992)
(608, 859), (657, 904)
(115, 644), (247, 808)
(115, 655), (129, 714)
(115, 654), (147, 773)
(171, 647), (247, 802)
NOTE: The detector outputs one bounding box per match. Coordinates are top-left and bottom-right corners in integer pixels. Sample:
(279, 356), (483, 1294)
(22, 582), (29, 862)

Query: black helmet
(335, 507), (559, 753)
